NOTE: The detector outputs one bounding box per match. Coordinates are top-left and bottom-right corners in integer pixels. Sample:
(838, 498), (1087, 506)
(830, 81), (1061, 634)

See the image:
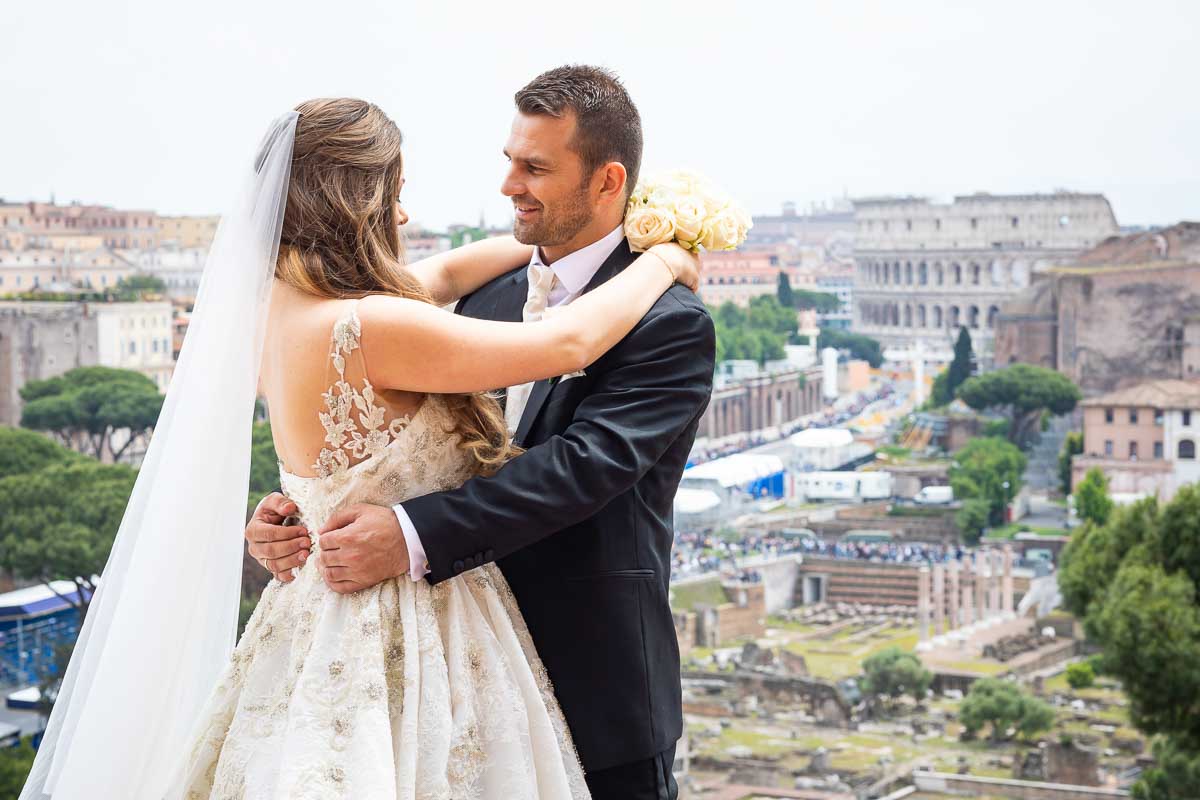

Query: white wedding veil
(20, 111), (298, 799)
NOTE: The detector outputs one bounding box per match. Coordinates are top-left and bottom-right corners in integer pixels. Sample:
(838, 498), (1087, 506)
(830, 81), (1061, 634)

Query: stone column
(1002, 544), (1015, 617)
(961, 558), (975, 626)
(974, 550), (988, 621)
(989, 549), (1002, 620)
(948, 561), (961, 631)
(917, 566), (931, 645)
(932, 563), (945, 636)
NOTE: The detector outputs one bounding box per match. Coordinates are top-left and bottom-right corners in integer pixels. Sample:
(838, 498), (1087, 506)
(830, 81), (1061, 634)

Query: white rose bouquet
(623, 169), (752, 253)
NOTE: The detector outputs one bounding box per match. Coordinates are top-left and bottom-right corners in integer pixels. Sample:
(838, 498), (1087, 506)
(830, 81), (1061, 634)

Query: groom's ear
(594, 161), (628, 208)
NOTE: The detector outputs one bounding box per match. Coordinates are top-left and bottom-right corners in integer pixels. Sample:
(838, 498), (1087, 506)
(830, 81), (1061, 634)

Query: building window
(1104, 440), (1114, 456)
(1130, 409), (1139, 424)
(130, 341), (136, 355)
(1185, 410), (1192, 426)
(1105, 408), (1114, 423)
(1155, 411), (1164, 425)
(1129, 441), (1138, 459)
(1180, 440), (1196, 460)
(1155, 441), (1164, 459)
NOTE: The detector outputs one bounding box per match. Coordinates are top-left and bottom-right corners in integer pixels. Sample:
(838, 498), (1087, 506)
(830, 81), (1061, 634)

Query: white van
(914, 485), (954, 505)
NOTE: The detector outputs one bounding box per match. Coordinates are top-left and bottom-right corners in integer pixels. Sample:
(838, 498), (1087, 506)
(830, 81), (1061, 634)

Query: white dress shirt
(397, 225), (625, 581)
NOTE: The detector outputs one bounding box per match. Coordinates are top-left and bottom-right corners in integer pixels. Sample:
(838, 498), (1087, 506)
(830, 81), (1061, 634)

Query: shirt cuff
(394, 503), (429, 582)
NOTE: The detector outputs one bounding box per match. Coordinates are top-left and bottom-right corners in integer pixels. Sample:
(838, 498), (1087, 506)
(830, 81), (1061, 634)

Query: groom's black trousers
(585, 744), (678, 800)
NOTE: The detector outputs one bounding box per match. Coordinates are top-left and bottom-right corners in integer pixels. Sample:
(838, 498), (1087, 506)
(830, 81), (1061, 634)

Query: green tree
(0, 738), (36, 797)
(0, 459), (137, 618)
(115, 273), (167, 295)
(957, 364), (1081, 447)
(747, 295), (798, 336)
(1066, 661), (1095, 690)
(861, 646), (933, 705)
(1074, 467), (1114, 527)
(20, 366), (164, 461)
(1133, 738), (1200, 800)
(711, 298), (793, 365)
(817, 327), (883, 368)
(792, 289), (841, 313)
(956, 498), (991, 545)
(248, 420), (281, 516)
(982, 419), (1011, 440)
(927, 369), (950, 409)
(959, 677), (1055, 742)
(949, 437), (1026, 527)
(1058, 486), (1200, 798)
(449, 227), (490, 248)
(947, 327), (974, 395)
(0, 425), (80, 478)
(1059, 431), (1084, 493)
(776, 270), (794, 308)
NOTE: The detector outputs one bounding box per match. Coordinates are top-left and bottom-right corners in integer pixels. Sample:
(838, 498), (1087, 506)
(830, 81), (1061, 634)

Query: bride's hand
(649, 242), (701, 292)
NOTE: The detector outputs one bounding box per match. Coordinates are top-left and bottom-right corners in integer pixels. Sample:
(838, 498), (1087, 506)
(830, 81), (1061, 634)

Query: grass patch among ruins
(984, 523), (1070, 540)
(670, 578), (729, 612)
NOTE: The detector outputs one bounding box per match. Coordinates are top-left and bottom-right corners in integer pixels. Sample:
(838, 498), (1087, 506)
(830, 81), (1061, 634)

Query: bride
(20, 99), (697, 799)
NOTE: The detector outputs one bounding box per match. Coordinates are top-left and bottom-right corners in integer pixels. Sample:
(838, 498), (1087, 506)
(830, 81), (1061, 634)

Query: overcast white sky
(4, 0), (1198, 230)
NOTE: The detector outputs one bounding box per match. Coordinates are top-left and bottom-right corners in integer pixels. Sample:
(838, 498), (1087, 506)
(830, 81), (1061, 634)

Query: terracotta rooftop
(1081, 378), (1200, 409)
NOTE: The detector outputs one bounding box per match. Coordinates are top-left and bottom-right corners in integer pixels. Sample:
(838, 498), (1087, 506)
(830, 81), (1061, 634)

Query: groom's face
(502, 111), (593, 247)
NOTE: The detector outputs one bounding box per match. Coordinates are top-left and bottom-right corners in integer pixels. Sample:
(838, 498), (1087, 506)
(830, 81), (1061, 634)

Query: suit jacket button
(453, 560), (465, 574)
(484, 549), (495, 561)
(464, 556), (475, 570)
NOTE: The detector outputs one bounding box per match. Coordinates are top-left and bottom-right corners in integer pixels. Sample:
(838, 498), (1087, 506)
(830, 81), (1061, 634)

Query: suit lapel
(513, 239), (636, 446)
(493, 270), (527, 323)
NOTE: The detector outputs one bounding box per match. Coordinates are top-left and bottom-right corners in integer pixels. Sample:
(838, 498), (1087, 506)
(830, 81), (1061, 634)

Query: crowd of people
(671, 529), (966, 579)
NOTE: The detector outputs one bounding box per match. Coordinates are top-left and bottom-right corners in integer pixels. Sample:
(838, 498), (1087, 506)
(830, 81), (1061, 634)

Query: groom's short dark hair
(515, 65), (643, 200)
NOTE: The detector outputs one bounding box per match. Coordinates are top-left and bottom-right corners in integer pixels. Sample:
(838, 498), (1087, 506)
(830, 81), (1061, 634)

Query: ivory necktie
(505, 261), (559, 434)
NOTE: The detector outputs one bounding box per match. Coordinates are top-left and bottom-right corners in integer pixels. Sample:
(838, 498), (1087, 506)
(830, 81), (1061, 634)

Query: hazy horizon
(4, 0), (1198, 231)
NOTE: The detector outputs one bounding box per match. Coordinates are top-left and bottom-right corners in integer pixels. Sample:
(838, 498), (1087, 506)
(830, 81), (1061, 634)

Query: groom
(248, 65), (715, 799)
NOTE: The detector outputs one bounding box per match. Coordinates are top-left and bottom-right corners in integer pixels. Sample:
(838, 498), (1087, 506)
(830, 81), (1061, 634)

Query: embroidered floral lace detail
(314, 307), (412, 479)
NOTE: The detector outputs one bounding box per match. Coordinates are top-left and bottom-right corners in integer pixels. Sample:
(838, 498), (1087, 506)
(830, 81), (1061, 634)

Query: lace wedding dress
(174, 304), (590, 800)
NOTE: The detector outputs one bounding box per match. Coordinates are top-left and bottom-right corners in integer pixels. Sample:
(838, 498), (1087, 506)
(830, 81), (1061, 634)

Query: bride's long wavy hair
(276, 97), (515, 474)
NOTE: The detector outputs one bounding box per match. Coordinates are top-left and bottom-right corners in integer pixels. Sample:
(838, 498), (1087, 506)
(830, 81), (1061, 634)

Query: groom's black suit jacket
(403, 240), (715, 772)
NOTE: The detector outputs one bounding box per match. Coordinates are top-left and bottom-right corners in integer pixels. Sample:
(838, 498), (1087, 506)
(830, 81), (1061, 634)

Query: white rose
(673, 197), (705, 247)
(703, 208), (743, 251)
(624, 205), (676, 252)
(660, 170), (698, 196)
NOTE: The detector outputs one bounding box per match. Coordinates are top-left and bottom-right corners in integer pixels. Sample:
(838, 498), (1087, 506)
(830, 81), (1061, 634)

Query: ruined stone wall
(1056, 263), (1200, 396)
(713, 583), (767, 643)
(914, 770), (1129, 799)
(674, 610), (696, 659)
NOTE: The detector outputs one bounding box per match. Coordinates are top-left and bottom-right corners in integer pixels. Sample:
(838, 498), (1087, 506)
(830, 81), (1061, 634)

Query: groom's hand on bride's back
(245, 493), (312, 584)
(317, 504), (409, 594)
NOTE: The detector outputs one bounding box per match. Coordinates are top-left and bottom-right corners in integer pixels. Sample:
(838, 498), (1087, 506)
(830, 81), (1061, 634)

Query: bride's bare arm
(358, 243), (699, 394)
(404, 236), (534, 305)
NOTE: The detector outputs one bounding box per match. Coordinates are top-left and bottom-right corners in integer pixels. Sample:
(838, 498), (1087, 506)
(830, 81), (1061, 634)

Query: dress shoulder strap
(328, 299), (363, 380)
(313, 299), (410, 478)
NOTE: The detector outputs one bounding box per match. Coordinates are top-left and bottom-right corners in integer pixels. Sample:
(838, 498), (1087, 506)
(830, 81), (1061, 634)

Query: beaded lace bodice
(279, 302), (474, 534)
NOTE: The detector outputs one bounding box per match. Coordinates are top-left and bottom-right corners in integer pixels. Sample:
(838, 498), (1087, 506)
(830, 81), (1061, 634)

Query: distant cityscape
(2, 189), (1199, 798)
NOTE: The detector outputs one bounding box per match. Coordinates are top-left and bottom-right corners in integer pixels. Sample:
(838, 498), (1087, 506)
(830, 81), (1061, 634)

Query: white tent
(674, 488), (722, 514)
(683, 453), (785, 488)
(789, 427), (853, 449)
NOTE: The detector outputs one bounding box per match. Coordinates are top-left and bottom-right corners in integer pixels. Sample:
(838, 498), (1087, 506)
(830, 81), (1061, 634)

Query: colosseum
(852, 192), (1119, 363)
